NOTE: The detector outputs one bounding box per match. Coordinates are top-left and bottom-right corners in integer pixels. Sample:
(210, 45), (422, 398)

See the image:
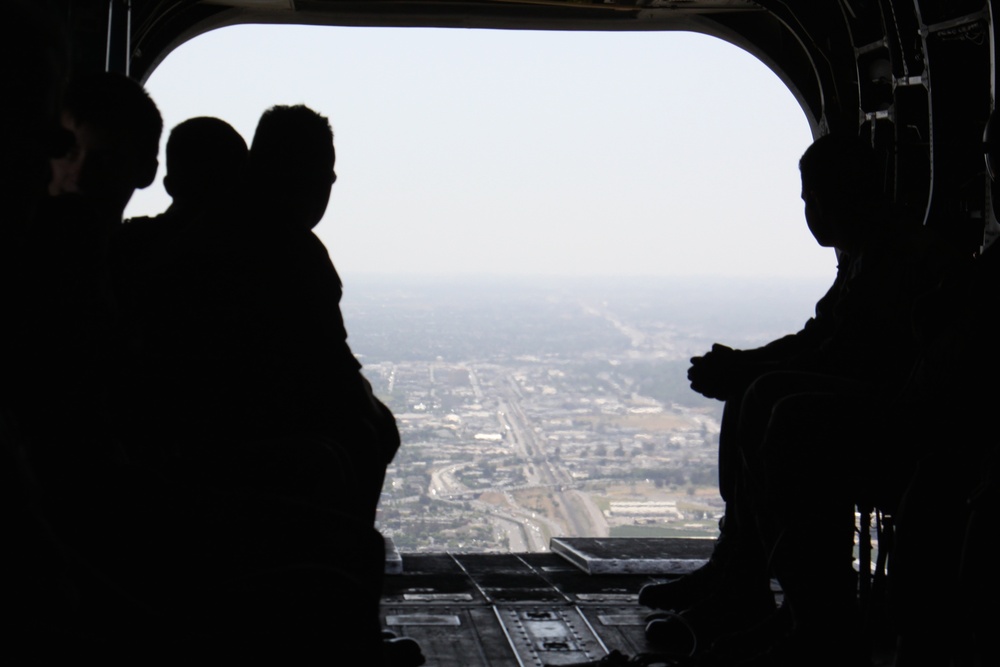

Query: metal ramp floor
(380, 538), (895, 667)
(383, 539), (704, 667)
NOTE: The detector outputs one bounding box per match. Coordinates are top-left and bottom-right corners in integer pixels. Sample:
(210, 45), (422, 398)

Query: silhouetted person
(114, 114), (249, 321)
(706, 140), (970, 665)
(48, 72), (161, 219)
(245, 102), (399, 653)
(640, 134), (885, 618)
(640, 133), (956, 662)
(20, 70), (161, 477)
(110, 117), (248, 453)
(121, 115), (247, 234)
(737, 249), (978, 667)
(1, 2), (78, 660)
(8, 70), (177, 660)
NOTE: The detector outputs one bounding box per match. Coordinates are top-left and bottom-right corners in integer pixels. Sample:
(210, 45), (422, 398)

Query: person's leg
(724, 371), (864, 602)
(745, 391), (898, 666)
(643, 372), (857, 654)
(639, 382), (748, 612)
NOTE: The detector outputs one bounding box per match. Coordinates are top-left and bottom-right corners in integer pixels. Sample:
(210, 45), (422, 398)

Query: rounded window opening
(127, 25), (830, 553)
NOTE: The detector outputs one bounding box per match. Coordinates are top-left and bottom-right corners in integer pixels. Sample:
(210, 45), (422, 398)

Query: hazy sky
(125, 25), (832, 280)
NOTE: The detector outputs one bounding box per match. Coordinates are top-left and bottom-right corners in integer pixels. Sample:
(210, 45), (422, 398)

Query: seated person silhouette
(674, 148), (962, 666)
(640, 132), (954, 659)
(640, 133), (881, 612)
(738, 254), (976, 667)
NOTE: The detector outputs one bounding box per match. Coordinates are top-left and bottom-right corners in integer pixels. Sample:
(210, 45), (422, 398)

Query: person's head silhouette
(49, 72), (162, 220)
(163, 116), (247, 214)
(248, 104), (336, 230)
(799, 132), (884, 253)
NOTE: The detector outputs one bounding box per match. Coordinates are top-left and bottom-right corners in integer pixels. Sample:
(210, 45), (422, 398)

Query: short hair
(799, 132), (884, 212)
(249, 104), (335, 184)
(166, 116), (247, 202)
(62, 71), (162, 168)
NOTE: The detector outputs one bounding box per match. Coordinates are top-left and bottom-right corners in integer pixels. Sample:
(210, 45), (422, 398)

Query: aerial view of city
(341, 275), (828, 553)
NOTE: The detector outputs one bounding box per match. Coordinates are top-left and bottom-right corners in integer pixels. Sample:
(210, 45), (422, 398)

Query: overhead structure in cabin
(44, 0), (1000, 250)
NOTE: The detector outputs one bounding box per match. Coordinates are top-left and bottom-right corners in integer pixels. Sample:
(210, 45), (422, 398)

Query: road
(498, 373), (608, 539)
(423, 369), (611, 547)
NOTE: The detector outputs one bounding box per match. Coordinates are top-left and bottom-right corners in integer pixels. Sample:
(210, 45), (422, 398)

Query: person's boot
(383, 635), (426, 667)
(644, 569), (775, 657)
(638, 516), (733, 612)
(638, 560), (723, 613)
(643, 519), (774, 657)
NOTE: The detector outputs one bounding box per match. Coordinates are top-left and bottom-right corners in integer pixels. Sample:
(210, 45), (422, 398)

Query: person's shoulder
(287, 228), (333, 261)
(119, 213), (162, 234)
(122, 214), (159, 226)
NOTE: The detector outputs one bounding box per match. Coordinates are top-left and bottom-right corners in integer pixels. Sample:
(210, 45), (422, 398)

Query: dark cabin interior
(10, 1), (999, 665)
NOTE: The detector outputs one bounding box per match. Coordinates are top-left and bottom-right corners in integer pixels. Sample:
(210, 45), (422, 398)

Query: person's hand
(688, 343), (740, 400)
